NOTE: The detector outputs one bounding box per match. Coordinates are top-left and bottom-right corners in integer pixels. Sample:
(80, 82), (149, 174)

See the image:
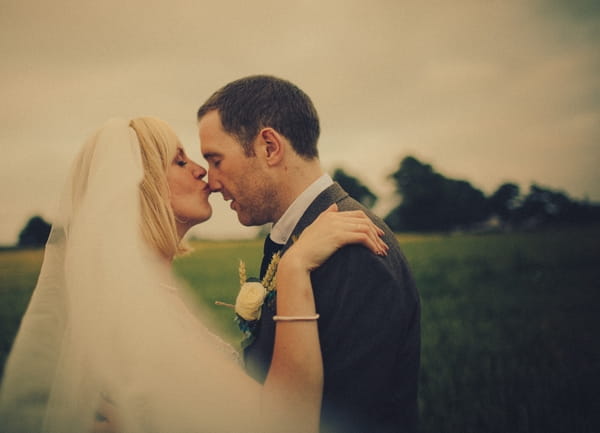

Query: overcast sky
(1, 0), (599, 244)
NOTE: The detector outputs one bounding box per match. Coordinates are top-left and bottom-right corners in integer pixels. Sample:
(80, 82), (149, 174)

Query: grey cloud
(1, 0), (599, 244)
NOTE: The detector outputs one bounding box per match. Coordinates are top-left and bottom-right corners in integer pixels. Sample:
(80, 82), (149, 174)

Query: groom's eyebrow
(203, 152), (220, 160)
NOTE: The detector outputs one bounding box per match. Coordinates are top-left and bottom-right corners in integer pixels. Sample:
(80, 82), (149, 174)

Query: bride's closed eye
(174, 149), (188, 167)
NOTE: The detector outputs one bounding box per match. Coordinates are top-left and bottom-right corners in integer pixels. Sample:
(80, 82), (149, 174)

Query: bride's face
(167, 147), (213, 229)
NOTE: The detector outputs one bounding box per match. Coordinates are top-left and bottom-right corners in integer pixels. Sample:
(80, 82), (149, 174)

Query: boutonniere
(216, 252), (281, 347)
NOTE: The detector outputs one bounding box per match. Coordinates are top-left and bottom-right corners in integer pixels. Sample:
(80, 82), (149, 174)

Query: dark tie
(260, 235), (284, 279)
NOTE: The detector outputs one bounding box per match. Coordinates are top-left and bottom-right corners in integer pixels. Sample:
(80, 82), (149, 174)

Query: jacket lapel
(282, 183), (349, 252)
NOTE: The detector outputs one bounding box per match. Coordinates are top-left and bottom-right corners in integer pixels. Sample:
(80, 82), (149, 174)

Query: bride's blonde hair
(129, 117), (188, 260)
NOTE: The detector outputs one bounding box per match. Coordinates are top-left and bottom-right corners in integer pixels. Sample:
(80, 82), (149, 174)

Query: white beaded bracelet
(273, 314), (320, 322)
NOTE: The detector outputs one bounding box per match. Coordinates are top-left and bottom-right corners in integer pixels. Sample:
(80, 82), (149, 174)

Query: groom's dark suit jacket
(244, 183), (420, 433)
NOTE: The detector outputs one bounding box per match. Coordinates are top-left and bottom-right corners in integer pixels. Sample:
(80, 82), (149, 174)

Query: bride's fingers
(337, 214), (386, 243)
(313, 207), (389, 254)
(354, 229), (387, 256)
(324, 203), (339, 213)
(335, 219), (388, 255)
(335, 212), (385, 236)
(342, 232), (381, 255)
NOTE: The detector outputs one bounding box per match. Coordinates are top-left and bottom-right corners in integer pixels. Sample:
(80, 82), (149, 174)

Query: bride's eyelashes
(174, 148), (189, 167)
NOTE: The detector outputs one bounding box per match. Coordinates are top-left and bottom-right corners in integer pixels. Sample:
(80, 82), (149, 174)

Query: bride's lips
(200, 184), (211, 197)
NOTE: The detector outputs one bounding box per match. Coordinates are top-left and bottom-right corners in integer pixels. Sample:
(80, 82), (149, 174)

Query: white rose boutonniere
(226, 253), (280, 347)
(235, 280), (266, 321)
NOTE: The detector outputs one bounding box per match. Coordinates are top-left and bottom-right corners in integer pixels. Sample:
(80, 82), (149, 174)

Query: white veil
(0, 119), (259, 433)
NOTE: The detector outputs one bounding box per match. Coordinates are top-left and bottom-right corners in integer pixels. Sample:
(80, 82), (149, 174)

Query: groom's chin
(235, 210), (259, 227)
(236, 213), (252, 227)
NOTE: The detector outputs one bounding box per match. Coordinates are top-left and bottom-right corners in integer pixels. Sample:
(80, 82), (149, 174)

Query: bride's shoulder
(204, 327), (243, 366)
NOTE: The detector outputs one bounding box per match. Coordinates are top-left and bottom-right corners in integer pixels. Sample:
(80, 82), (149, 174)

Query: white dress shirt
(269, 174), (334, 244)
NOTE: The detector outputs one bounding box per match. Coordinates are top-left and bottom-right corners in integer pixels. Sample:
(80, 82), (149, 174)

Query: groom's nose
(207, 171), (222, 193)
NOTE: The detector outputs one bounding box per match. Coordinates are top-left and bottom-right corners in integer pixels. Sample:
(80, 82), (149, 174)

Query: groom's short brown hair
(197, 75), (320, 159)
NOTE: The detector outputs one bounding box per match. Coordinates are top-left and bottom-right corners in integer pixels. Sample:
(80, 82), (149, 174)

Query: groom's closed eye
(203, 154), (222, 168)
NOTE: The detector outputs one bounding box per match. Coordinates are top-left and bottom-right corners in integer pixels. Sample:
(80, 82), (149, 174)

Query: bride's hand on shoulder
(282, 204), (388, 274)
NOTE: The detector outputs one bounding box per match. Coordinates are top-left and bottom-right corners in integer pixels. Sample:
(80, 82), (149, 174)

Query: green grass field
(1, 227), (598, 432)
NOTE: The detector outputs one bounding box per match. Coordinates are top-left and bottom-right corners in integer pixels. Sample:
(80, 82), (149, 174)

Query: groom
(197, 75), (420, 433)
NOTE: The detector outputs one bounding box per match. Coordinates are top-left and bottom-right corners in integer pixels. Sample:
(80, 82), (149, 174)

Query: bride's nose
(191, 163), (207, 179)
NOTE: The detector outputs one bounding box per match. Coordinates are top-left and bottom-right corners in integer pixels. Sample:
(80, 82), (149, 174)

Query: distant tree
(332, 168), (378, 209)
(385, 156), (489, 231)
(386, 156), (443, 231)
(18, 216), (51, 248)
(441, 178), (489, 229)
(513, 184), (579, 226)
(385, 157), (600, 232)
(488, 183), (521, 225)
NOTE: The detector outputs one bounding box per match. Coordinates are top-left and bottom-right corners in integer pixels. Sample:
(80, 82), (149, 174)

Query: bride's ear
(257, 128), (284, 166)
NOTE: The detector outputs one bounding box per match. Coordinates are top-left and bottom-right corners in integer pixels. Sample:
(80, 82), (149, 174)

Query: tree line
(16, 155), (600, 247)
(333, 156), (600, 232)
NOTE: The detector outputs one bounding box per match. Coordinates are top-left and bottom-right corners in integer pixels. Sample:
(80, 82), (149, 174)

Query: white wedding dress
(0, 119), (260, 433)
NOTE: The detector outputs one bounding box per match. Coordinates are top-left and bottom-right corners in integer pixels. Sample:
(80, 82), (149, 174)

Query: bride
(0, 117), (387, 433)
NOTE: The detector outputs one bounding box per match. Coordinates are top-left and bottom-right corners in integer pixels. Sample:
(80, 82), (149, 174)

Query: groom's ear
(257, 128), (285, 166)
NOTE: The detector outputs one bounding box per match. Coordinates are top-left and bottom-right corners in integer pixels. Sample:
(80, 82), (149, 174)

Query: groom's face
(199, 110), (279, 226)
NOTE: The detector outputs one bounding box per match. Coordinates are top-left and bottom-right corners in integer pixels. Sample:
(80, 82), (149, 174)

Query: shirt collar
(270, 173), (334, 244)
